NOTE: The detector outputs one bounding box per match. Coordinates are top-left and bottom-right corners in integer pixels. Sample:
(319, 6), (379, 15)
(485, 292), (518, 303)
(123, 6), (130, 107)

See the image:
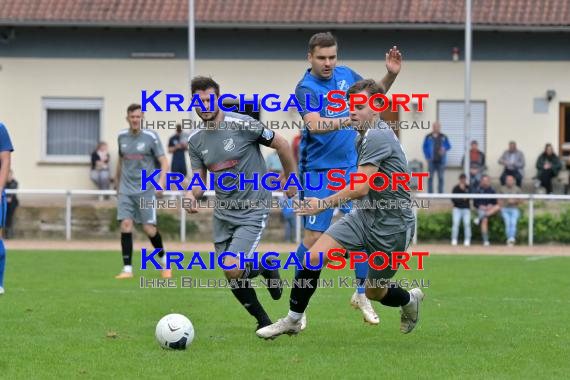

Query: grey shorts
(117, 193), (157, 225)
(213, 213), (268, 260)
(325, 210), (414, 280)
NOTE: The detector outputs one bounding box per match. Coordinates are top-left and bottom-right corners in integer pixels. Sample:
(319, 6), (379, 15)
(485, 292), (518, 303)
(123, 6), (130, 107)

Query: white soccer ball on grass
(155, 313), (195, 350)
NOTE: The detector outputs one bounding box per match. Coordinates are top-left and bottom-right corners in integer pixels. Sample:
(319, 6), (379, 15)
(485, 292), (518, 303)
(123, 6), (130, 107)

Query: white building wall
(1, 58), (568, 190)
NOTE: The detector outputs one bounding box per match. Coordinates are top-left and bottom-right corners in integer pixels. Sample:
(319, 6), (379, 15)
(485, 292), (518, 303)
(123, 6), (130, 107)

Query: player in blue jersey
(0, 123), (14, 295)
(294, 32), (402, 325)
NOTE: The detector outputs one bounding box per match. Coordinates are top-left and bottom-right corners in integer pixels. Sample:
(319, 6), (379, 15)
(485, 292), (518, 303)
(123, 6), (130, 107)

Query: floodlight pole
(188, 0), (195, 122)
(464, 0), (472, 183)
(180, 0), (195, 242)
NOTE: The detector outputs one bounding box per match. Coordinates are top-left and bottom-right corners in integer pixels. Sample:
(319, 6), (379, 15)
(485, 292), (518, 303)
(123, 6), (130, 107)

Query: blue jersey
(0, 124), (14, 191)
(295, 66), (363, 172)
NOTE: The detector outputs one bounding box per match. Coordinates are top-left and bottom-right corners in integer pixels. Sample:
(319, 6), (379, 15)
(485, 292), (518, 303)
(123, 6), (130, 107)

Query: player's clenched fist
(183, 191), (199, 214)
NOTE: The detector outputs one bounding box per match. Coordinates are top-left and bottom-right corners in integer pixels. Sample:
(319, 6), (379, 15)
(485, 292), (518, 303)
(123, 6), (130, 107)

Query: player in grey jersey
(184, 77), (297, 331)
(257, 79), (425, 339)
(115, 104), (171, 279)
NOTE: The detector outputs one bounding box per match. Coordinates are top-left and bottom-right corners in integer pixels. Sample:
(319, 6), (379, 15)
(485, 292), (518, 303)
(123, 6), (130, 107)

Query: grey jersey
(356, 124), (415, 234)
(118, 129), (165, 195)
(188, 112), (275, 222)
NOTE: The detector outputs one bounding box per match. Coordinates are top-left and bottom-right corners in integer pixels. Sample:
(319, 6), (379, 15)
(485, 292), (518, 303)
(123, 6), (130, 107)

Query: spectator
(451, 174), (471, 247)
(280, 195), (297, 243)
(422, 121), (451, 193)
(473, 175), (501, 246)
(168, 124), (189, 180)
(499, 175), (522, 246)
(90, 142), (111, 191)
(4, 170), (18, 239)
(498, 141), (525, 187)
(535, 143), (561, 194)
(562, 144), (570, 194)
(462, 140), (486, 191)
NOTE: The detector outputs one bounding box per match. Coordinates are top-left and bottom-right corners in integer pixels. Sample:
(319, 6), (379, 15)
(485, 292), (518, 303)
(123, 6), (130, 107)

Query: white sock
(123, 265), (133, 273)
(288, 310), (303, 321)
(160, 255), (167, 266)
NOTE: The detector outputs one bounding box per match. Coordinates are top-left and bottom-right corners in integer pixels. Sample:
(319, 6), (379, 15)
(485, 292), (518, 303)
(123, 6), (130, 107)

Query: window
(437, 101), (486, 167)
(42, 98), (103, 162)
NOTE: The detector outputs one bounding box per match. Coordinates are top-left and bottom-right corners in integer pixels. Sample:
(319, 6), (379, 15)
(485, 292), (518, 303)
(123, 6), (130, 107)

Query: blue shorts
(300, 166), (356, 232)
(0, 192), (6, 228)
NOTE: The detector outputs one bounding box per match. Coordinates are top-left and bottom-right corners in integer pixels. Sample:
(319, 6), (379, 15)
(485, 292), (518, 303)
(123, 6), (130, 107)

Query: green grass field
(1, 250), (569, 379)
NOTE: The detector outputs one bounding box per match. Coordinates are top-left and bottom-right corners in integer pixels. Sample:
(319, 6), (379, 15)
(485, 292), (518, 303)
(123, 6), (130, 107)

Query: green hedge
(109, 209), (199, 239)
(417, 207), (570, 243)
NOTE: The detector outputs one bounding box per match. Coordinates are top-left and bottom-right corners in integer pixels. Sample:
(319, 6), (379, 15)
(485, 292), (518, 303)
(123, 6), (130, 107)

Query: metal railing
(5, 189), (570, 246)
(413, 193), (570, 246)
(4, 189), (286, 242)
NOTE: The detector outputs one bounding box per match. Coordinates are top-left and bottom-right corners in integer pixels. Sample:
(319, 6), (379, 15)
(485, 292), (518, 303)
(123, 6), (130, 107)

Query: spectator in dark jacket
(535, 143), (561, 194)
(90, 142), (111, 191)
(474, 175), (501, 246)
(451, 174), (471, 247)
(423, 121), (451, 193)
(168, 124), (189, 178)
(462, 140), (486, 191)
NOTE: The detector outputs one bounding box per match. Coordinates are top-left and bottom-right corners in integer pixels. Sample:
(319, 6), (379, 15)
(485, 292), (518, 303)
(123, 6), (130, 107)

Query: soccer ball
(155, 314), (195, 350)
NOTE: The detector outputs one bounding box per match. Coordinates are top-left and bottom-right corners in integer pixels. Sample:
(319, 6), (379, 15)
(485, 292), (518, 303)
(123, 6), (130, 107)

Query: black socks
(289, 268), (322, 313)
(149, 231), (164, 258)
(121, 233), (133, 266)
(380, 286), (411, 307)
(230, 270), (271, 327)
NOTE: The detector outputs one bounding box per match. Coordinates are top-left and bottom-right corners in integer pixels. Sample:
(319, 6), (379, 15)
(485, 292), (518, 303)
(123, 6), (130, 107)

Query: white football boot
(256, 316), (302, 339)
(400, 288), (425, 334)
(351, 290), (380, 325)
(300, 312), (307, 331)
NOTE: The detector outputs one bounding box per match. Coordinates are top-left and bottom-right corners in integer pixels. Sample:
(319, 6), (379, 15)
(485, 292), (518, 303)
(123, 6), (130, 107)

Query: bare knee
(308, 252), (324, 267)
(222, 257), (243, 280)
(224, 268), (243, 280)
(120, 219), (133, 233)
(143, 224), (157, 237)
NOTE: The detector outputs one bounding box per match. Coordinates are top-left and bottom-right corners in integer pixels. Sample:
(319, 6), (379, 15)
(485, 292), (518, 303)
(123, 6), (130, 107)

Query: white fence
(4, 189), (286, 242)
(5, 190), (570, 246)
(413, 193), (570, 246)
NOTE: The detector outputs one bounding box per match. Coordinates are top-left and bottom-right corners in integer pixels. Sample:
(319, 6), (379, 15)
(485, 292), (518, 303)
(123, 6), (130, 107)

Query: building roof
(0, 0), (569, 29)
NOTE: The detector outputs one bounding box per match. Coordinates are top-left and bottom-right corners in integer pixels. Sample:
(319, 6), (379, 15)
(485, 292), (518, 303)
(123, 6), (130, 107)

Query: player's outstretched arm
(377, 46), (402, 94)
(295, 164), (378, 216)
(302, 112), (351, 135)
(270, 133), (297, 198)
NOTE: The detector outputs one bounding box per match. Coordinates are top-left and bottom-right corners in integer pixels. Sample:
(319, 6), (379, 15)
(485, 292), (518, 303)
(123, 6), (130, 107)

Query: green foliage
(418, 207), (570, 243)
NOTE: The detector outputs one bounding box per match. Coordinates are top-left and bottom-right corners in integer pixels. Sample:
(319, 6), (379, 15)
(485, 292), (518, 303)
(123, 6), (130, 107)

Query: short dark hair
(347, 79), (385, 99)
(459, 173), (467, 179)
(127, 103), (141, 114)
(191, 76), (220, 97)
(308, 32), (337, 53)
